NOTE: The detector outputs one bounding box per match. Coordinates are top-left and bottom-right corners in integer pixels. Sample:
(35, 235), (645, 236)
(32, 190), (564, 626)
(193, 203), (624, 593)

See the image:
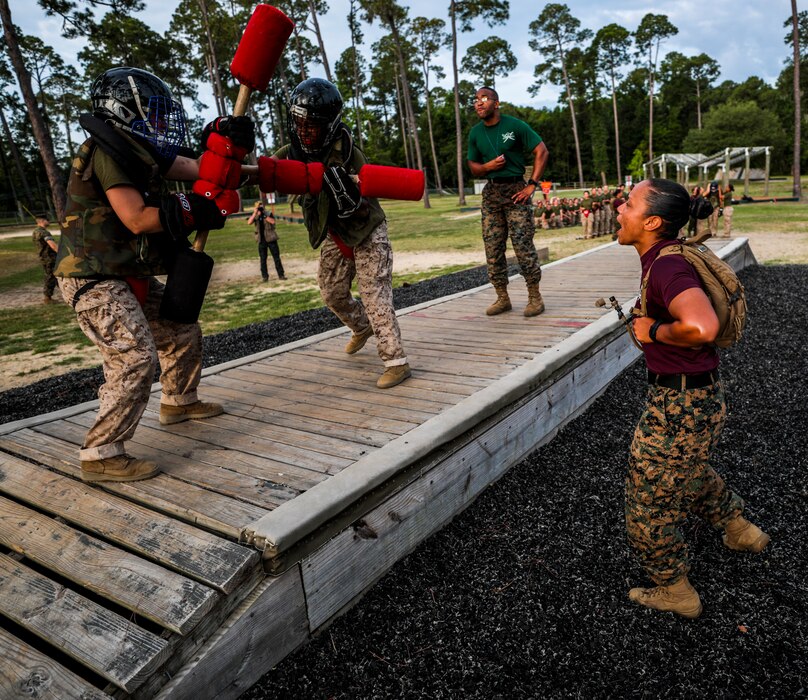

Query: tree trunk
(350, 47), (364, 149)
(293, 31), (308, 81)
(0, 0), (65, 218)
(610, 69), (621, 185)
(792, 0), (802, 200)
(696, 80), (702, 130)
(307, 0), (332, 81)
(423, 67), (443, 192)
(450, 1), (466, 204)
(648, 73), (654, 163)
(198, 0), (228, 115)
(389, 20), (429, 207)
(393, 71), (411, 169)
(559, 43), (584, 188)
(62, 94), (75, 159)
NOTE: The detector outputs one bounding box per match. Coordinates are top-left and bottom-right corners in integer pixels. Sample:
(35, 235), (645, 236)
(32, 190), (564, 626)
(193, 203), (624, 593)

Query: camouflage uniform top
(32, 226), (56, 261)
(274, 133), (385, 249)
(55, 133), (170, 279)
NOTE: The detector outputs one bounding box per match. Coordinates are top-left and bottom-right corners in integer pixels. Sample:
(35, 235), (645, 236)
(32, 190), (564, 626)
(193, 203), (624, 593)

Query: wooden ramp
(0, 239), (756, 699)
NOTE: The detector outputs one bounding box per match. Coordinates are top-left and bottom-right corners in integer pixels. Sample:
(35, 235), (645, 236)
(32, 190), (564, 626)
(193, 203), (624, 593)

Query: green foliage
(682, 101), (788, 155)
(460, 36), (516, 89)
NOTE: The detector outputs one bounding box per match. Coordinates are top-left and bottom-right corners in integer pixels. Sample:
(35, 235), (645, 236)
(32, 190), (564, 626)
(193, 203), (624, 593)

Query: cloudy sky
(9, 0), (793, 122)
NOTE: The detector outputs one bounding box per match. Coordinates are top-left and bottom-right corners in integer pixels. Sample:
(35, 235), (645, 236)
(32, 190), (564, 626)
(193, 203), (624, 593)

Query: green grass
(732, 201), (808, 234)
(0, 304), (91, 356)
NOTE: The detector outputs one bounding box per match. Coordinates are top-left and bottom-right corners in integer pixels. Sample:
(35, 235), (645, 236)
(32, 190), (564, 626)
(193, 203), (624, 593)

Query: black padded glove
(200, 116), (256, 153)
(323, 166), (362, 219)
(159, 192), (226, 244)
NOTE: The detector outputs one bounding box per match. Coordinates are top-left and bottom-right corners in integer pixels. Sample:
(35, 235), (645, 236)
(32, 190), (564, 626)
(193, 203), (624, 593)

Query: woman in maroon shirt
(616, 178), (769, 619)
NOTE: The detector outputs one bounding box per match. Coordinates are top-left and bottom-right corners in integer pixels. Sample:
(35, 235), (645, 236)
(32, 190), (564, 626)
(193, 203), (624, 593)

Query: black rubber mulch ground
(240, 265), (807, 699)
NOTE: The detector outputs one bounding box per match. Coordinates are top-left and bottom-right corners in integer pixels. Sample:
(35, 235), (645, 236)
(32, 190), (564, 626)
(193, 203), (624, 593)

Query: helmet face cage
(130, 95), (186, 160)
(92, 68), (186, 160)
(288, 78), (343, 156)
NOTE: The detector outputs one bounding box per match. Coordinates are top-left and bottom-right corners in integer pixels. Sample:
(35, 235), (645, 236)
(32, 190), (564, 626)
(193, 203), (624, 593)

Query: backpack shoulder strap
(637, 243), (683, 317)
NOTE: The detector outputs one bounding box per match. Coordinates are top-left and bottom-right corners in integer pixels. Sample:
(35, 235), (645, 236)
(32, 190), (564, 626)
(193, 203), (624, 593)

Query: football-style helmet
(288, 78), (344, 156)
(91, 67), (186, 159)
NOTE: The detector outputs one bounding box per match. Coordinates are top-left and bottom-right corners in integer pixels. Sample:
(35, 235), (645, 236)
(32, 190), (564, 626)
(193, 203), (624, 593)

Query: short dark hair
(644, 178), (712, 240)
(477, 86), (499, 101)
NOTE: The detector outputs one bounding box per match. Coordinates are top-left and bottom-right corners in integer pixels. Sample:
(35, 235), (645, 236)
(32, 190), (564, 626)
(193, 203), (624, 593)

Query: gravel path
(1, 264), (804, 698)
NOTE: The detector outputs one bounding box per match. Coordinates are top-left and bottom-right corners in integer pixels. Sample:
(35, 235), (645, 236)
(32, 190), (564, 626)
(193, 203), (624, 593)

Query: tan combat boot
(486, 287), (512, 316)
(524, 284), (545, 317)
(723, 516), (770, 553)
(160, 400), (223, 425)
(81, 454), (160, 482)
(628, 576), (703, 618)
(345, 325), (374, 354)
(377, 363), (411, 389)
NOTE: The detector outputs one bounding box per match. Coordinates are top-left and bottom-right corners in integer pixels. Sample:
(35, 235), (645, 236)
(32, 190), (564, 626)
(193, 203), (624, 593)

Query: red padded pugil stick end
(358, 164), (425, 201)
(230, 5), (295, 92)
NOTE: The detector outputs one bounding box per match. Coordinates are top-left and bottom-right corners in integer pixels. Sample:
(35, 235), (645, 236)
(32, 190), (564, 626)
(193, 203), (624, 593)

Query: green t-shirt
(467, 115), (543, 179)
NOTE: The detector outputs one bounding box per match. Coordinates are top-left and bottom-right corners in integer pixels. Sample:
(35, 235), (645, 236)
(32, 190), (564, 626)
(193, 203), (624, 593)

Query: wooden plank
(202, 374), (420, 434)
(0, 627), (110, 700)
(295, 342), (526, 367)
(154, 567), (309, 700)
(0, 495), (219, 635)
(0, 430), (266, 537)
(0, 453), (258, 594)
(0, 553), (168, 692)
(249, 355), (467, 403)
(120, 414), (354, 475)
(192, 385), (400, 447)
(265, 352), (491, 391)
(178, 412), (375, 462)
(225, 366), (450, 415)
(54, 416), (320, 497)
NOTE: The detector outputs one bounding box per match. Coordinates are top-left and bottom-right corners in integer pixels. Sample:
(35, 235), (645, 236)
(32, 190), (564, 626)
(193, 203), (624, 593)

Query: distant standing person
(616, 178), (769, 619)
(706, 181), (722, 235)
(248, 202), (286, 281)
(467, 86), (550, 317)
(33, 215), (58, 304)
(720, 183), (734, 238)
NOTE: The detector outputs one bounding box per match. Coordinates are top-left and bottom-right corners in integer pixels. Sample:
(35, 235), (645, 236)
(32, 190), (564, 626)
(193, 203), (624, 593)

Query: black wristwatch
(649, 320), (663, 343)
(527, 178), (538, 187)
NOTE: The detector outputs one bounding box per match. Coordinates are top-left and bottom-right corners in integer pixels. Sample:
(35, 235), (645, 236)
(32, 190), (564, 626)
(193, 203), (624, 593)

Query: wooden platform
(0, 238), (756, 699)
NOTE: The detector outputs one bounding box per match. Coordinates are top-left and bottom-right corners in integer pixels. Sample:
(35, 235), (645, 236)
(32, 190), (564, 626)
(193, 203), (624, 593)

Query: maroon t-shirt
(638, 239), (720, 375)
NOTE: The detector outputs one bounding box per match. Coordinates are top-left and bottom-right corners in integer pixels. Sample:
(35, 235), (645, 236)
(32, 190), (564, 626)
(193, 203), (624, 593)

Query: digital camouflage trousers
(41, 253), (57, 298)
(481, 182), (542, 289)
(318, 220), (407, 367)
(59, 276), (203, 461)
(625, 382), (744, 585)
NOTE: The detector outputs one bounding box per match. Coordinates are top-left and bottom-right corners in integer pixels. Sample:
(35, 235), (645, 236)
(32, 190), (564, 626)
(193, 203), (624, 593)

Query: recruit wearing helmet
(91, 67), (186, 159)
(288, 78), (343, 157)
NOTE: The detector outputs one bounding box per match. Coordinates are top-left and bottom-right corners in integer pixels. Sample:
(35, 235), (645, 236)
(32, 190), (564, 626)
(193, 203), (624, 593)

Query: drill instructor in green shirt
(467, 87), (549, 317)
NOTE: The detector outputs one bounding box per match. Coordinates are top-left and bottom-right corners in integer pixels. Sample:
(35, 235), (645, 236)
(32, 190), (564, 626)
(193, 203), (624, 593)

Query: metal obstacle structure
(643, 146), (772, 197)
